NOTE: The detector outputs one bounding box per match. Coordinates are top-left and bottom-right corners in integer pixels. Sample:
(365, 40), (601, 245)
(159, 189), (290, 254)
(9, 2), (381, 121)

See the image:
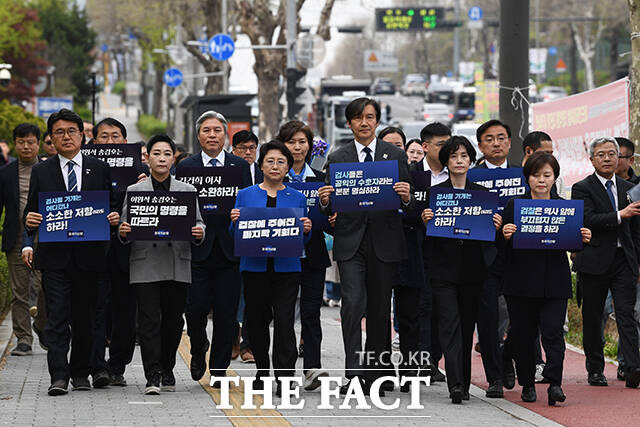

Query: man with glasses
(42, 131), (57, 158)
(572, 136), (640, 389)
(416, 122), (451, 186)
(92, 118), (127, 144)
(615, 137), (640, 185)
(0, 123), (46, 357)
(23, 109), (120, 396)
(232, 130), (263, 185)
(475, 119), (517, 169)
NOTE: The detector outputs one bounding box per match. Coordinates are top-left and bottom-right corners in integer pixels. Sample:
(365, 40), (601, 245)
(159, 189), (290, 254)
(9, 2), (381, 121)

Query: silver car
(416, 103), (454, 126)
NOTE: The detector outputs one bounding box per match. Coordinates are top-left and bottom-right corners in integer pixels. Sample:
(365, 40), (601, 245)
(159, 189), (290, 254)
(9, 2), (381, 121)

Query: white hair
(195, 111), (228, 135)
(588, 136), (619, 157)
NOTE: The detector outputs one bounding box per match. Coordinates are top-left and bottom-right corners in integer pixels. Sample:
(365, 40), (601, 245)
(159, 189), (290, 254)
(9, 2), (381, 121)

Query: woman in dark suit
(421, 136), (502, 403)
(230, 140), (312, 396)
(501, 152), (591, 405)
(278, 120), (331, 391)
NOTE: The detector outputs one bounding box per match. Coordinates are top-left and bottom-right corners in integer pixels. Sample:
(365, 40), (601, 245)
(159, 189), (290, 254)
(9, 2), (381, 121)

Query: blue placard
(164, 68), (183, 87)
(175, 167), (242, 215)
(467, 167), (528, 210)
(329, 160), (400, 212)
(426, 187), (498, 242)
(37, 97), (73, 118)
(208, 33), (235, 61)
(513, 199), (584, 250)
(81, 144), (142, 192)
(38, 191), (110, 242)
(234, 207), (304, 257)
(286, 182), (330, 231)
(126, 192), (197, 241)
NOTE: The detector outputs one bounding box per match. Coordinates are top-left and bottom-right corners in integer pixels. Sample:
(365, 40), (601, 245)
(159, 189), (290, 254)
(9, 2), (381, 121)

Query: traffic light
(286, 68), (306, 119)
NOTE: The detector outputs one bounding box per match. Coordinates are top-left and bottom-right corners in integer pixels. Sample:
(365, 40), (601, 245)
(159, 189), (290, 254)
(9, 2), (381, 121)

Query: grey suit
(322, 138), (415, 381)
(120, 176), (205, 284)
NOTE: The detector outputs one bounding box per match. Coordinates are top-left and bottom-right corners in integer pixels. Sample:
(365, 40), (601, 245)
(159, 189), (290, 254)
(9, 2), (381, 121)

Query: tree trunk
(628, 0), (640, 146)
(609, 27), (619, 81)
(255, 64), (281, 141)
(153, 66), (164, 118)
(569, 26), (579, 94)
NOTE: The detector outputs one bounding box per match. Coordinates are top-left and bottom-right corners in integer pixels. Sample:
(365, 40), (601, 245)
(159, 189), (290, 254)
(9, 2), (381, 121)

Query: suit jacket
(23, 154), (116, 272)
(473, 160), (519, 169)
(500, 194), (572, 299)
(572, 173), (640, 276)
(425, 179), (498, 285)
(120, 176), (205, 284)
(321, 140), (415, 263)
(0, 159), (41, 252)
(176, 152), (252, 264)
(284, 167), (331, 270)
(253, 163), (264, 185)
(231, 184), (311, 273)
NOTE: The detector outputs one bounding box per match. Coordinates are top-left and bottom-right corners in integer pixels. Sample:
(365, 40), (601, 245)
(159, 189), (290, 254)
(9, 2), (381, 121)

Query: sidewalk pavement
(98, 90), (143, 143)
(0, 306), (553, 426)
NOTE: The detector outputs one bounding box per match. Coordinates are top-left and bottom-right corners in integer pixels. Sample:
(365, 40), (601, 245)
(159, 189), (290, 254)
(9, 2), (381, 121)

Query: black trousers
(90, 278), (110, 374)
(242, 269), (299, 379)
(300, 262), (326, 370)
(136, 281), (187, 381)
(431, 280), (482, 392)
(107, 267), (137, 376)
(580, 248), (640, 374)
(417, 278), (433, 357)
(395, 286), (422, 372)
(186, 262), (241, 377)
(506, 296), (567, 386)
(43, 264), (99, 382)
(476, 274), (503, 383)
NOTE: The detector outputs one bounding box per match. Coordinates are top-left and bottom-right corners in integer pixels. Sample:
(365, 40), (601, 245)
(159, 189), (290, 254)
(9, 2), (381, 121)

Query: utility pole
(222, 0), (228, 94)
(286, 0), (298, 118)
(453, 0), (460, 78)
(499, 0), (529, 166)
(534, 0), (541, 86)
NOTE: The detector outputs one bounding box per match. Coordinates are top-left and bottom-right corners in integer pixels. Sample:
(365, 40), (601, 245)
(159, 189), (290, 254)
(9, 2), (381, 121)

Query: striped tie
(67, 160), (77, 192)
(209, 158), (219, 167)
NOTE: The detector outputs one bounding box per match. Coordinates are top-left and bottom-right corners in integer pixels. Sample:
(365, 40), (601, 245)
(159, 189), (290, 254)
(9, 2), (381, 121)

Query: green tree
(34, 0), (96, 104)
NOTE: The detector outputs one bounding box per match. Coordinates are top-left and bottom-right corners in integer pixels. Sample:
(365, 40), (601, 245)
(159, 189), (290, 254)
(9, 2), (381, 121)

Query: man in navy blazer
(177, 111), (252, 383)
(23, 109), (120, 396)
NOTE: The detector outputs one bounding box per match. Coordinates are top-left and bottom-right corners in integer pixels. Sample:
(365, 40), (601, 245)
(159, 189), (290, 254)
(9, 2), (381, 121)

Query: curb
(0, 311), (13, 365)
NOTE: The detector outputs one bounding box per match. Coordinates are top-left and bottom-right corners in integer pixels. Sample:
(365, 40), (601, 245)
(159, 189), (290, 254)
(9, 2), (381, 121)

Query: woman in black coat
(501, 151), (591, 405)
(421, 136), (502, 403)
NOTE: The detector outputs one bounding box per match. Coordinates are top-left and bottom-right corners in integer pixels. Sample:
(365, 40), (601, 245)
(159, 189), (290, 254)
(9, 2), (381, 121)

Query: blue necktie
(363, 146), (373, 162)
(606, 180), (617, 210)
(209, 158), (219, 167)
(67, 160), (77, 192)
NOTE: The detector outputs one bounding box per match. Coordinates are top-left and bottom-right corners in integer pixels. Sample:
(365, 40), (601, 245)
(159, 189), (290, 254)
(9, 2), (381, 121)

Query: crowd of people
(1, 97), (639, 408)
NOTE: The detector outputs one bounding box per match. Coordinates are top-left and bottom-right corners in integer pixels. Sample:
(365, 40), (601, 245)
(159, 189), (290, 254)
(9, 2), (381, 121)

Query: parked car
(399, 121), (427, 140)
(401, 74), (428, 96)
(415, 103), (454, 126)
(371, 78), (396, 95)
(540, 86), (567, 102)
(452, 122), (480, 157)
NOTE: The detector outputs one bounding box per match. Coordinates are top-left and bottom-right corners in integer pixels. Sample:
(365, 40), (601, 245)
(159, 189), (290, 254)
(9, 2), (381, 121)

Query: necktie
(67, 160), (77, 192)
(290, 170), (304, 183)
(606, 180), (617, 210)
(363, 146), (373, 162)
(209, 158), (219, 167)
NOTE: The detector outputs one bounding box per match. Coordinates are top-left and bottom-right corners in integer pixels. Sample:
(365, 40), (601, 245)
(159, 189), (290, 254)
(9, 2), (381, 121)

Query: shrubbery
(137, 114), (167, 139)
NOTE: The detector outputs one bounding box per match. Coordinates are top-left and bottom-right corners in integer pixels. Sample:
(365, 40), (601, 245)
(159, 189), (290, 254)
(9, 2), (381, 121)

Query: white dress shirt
(249, 162), (256, 184)
(201, 150), (226, 167)
(58, 152), (83, 191)
(485, 159), (508, 169)
(595, 172), (622, 225)
(354, 138), (377, 162)
(422, 158), (449, 186)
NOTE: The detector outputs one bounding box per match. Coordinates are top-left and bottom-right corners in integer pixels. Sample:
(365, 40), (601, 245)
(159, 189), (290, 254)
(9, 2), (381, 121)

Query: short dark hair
(257, 140), (294, 170)
(420, 122), (451, 143)
(277, 121), (314, 163)
(615, 137), (635, 154)
(523, 151), (560, 180)
(175, 143), (187, 154)
(232, 130), (259, 147)
(438, 136), (476, 167)
(42, 130), (50, 140)
(13, 123), (41, 141)
(93, 117), (127, 139)
(405, 138), (422, 151)
(522, 131), (552, 154)
(345, 97), (381, 123)
(47, 108), (84, 134)
(377, 126), (406, 147)
(476, 119), (511, 143)
(146, 134), (176, 154)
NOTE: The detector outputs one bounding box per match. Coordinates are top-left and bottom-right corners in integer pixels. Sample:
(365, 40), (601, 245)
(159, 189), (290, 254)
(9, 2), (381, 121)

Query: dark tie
(209, 158), (219, 167)
(606, 180), (617, 210)
(67, 160), (77, 192)
(363, 146), (373, 162)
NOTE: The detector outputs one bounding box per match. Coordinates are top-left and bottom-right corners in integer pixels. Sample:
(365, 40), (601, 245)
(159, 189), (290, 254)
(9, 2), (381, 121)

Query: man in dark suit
(0, 123), (44, 356)
(572, 136), (640, 388)
(319, 97), (415, 396)
(178, 111), (252, 384)
(24, 109), (120, 396)
(231, 130), (263, 185)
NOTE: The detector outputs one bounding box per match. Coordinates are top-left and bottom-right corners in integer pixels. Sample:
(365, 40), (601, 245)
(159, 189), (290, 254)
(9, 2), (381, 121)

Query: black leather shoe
(450, 386), (464, 404)
(161, 370), (176, 392)
(587, 372), (608, 386)
(339, 377), (359, 395)
(625, 368), (640, 388)
(431, 366), (446, 382)
(190, 341), (209, 381)
(92, 370), (111, 388)
(462, 390), (470, 400)
(48, 379), (68, 396)
(486, 380), (504, 398)
(617, 367), (625, 381)
(521, 385), (536, 402)
(71, 377), (91, 391)
(547, 385), (566, 406)
(275, 381), (282, 398)
(399, 371), (418, 392)
(503, 361), (516, 390)
(252, 378), (265, 390)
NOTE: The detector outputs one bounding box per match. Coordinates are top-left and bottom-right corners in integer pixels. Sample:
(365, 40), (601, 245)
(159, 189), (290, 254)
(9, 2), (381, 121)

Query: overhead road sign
(375, 7), (448, 31)
(208, 33), (235, 61)
(163, 68), (183, 87)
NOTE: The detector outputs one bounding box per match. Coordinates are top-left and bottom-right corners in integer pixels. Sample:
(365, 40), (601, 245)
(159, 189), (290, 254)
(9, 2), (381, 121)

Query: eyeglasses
(52, 128), (80, 138)
(619, 154), (633, 160)
(593, 151), (619, 160)
(263, 158), (288, 167)
(235, 144), (256, 152)
(96, 133), (124, 142)
(44, 140), (53, 145)
(482, 135), (508, 144)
